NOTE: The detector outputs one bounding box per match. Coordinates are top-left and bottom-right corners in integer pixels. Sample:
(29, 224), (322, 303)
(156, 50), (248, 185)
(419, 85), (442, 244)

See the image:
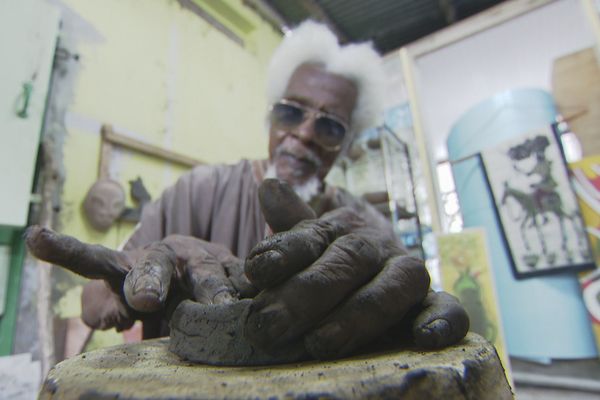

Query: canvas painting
(437, 228), (512, 383)
(570, 155), (600, 354)
(570, 155), (600, 264)
(481, 126), (594, 279)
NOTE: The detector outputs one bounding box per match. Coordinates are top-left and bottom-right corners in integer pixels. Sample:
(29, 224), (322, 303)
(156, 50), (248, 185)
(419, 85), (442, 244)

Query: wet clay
(169, 299), (308, 366)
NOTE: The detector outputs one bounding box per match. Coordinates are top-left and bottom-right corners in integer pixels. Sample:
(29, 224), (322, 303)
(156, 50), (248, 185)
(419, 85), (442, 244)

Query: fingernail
(246, 250), (284, 288)
(245, 301), (290, 347)
(213, 290), (235, 305)
(124, 271), (164, 312)
(260, 302), (289, 339)
(419, 319), (450, 348)
(314, 321), (344, 339)
(248, 249), (283, 266)
(305, 322), (348, 359)
(425, 319), (450, 336)
(133, 275), (162, 297)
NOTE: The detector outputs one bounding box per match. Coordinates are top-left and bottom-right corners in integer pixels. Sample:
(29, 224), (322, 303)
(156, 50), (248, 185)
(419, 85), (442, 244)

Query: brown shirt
(124, 159), (395, 255)
(124, 159), (268, 257)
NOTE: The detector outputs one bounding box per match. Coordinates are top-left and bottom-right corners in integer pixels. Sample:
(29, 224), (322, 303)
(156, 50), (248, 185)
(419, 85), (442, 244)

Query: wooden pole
(99, 125), (203, 176)
(398, 47), (443, 234)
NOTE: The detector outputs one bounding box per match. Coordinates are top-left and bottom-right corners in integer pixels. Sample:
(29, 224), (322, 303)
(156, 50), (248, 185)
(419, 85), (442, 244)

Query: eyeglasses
(269, 99), (349, 151)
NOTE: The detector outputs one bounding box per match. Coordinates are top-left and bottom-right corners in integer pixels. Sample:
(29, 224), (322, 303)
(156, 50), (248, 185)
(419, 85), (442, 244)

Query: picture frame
(570, 155), (600, 355)
(437, 228), (512, 383)
(480, 125), (594, 279)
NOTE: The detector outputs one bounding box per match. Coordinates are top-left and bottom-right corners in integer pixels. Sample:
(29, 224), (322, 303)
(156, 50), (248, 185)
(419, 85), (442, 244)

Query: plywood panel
(552, 47), (600, 157)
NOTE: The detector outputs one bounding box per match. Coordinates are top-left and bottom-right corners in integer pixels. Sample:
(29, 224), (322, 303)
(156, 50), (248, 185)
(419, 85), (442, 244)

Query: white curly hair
(266, 20), (385, 148)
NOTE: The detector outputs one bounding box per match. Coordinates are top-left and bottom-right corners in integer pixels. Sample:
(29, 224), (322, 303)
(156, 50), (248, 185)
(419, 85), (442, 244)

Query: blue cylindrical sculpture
(447, 88), (597, 359)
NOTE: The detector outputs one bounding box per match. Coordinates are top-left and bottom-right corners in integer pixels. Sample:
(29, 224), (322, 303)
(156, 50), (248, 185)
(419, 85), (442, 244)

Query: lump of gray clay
(169, 299), (308, 366)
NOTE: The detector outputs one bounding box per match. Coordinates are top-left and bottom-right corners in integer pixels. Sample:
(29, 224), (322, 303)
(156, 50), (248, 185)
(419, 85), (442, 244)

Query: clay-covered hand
(244, 179), (469, 359)
(25, 229), (255, 331)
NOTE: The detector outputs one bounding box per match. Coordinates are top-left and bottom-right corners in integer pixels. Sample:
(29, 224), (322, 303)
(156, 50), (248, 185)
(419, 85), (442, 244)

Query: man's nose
(292, 115), (317, 143)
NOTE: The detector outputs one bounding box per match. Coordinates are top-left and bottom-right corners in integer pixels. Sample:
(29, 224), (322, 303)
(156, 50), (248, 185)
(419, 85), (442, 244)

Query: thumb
(258, 179), (316, 233)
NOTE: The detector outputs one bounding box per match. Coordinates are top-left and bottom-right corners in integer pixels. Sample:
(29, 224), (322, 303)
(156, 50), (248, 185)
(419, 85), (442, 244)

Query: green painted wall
(54, 0), (281, 347)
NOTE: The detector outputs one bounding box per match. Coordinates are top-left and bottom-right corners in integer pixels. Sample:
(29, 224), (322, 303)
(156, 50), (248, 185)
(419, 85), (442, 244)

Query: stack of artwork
(570, 155), (600, 353)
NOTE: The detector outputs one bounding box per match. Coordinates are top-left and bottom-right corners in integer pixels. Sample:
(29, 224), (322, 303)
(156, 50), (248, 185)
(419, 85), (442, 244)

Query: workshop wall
(60, 0), (280, 245)
(409, 0), (598, 361)
(414, 0), (595, 163)
(49, 0), (281, 350)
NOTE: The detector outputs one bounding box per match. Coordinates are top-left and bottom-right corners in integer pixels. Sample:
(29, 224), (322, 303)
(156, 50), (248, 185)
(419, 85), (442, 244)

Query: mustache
(274, 141), (323, 169)
(264, 164), (321, 202)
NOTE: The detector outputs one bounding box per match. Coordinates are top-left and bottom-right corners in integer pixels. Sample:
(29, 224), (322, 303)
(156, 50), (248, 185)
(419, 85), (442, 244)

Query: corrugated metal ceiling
(259, 0), (508, 54)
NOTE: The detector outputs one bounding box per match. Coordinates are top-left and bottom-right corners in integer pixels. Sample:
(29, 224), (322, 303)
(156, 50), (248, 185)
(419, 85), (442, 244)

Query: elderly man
(27, 21), (468, 360)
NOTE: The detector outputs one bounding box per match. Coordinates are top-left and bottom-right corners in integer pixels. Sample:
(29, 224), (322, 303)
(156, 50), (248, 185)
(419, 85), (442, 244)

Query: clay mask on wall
(83, 179), (126, 231)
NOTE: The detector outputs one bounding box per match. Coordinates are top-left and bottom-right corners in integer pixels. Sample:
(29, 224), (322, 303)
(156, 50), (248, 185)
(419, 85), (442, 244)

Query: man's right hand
(25, 228), (255, 332)
(244, 179), (469, 360)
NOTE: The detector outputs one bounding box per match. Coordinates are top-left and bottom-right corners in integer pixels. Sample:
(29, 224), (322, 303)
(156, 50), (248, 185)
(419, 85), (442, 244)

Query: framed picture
(570, 155), (600, 355)
(437, 228), (512, 383)
(480, 125), (594, 279)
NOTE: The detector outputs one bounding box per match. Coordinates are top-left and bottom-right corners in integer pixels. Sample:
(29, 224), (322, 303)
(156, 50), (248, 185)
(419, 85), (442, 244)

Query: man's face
(268, 63), (358, 189)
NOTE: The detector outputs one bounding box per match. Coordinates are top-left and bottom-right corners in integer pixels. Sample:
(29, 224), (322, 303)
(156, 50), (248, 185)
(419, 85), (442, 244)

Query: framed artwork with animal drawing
(480, 125), (594, 279)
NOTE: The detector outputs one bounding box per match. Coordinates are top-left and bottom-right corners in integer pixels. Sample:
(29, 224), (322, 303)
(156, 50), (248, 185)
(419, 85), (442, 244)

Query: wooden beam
(98, 138), (113, 180)
(177, 0), (244, 47)
(398, 48), (443, 234)
(408, 0), (557, 57)
(580, 0), (600, 60)
(298, 0), (349, 43)
(100, 125), (204, 174)
(243, 0), (288, 34)
(439, 0), (457, 24)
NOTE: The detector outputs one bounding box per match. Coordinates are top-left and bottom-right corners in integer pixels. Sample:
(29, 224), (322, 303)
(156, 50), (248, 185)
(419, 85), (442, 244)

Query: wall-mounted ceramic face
(83, 179), (126, 231)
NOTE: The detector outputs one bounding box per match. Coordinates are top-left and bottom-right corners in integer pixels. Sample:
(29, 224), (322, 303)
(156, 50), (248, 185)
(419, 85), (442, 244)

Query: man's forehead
(283, 64), (358, 116)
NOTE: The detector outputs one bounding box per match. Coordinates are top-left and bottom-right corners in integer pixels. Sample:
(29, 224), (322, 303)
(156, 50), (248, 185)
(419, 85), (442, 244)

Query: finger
(245, 207), (366, 290)
(258, 178), (316, 233)
(163, 235), (238, 305)
(245, 225), (330, 290)
(411, 291), (470, 349)
(25, 225), (129, 280)
(304, 255), (430, 359)
(185, 253), (237, 305)
(124, 242), (176, 312)
(244, 232), (386, 351)
(220, 257), (258, 299)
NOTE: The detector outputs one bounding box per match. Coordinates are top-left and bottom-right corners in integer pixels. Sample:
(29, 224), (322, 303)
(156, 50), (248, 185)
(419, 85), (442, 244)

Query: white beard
(264, 164), (321, 203)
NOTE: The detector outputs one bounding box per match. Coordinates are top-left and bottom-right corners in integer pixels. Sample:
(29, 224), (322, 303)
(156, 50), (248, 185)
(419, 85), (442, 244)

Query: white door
(0, 0), (60, 227)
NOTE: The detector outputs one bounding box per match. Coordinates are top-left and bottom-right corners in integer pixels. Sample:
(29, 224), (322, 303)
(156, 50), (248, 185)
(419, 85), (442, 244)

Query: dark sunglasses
(269, 99), (349, 151)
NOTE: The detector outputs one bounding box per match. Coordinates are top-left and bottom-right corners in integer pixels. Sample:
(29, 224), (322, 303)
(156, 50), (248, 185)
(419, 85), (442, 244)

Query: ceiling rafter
(258, 0), (507, 53)
(297, 0), (350, 43)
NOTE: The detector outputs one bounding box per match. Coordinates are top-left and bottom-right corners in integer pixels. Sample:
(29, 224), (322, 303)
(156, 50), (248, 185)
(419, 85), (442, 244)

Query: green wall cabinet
(0, 0), (59, 355)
